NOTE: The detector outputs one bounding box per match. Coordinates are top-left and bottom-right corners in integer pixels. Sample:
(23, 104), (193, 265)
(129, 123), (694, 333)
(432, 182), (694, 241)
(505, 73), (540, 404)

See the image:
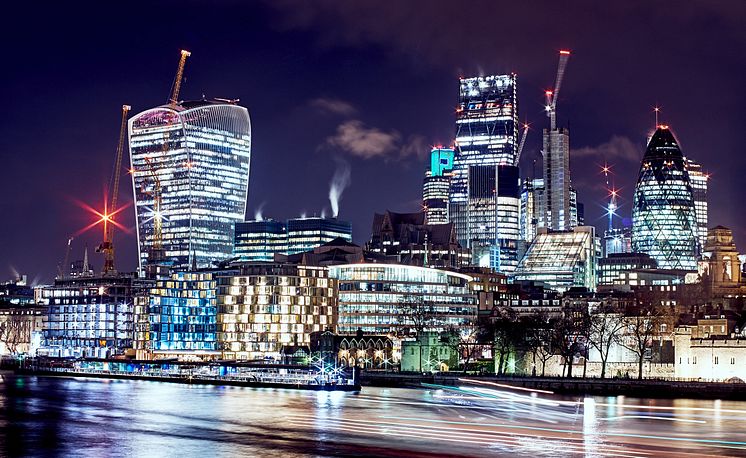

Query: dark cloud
(309, 97), (357, 116)
(572, 136), (641, 163)
(323, 120), (426, 161)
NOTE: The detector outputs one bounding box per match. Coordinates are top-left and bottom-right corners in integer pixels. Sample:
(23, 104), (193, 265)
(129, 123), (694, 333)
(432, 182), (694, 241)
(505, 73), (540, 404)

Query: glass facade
(217, 264), (336, 360)
(514, 226), (597, 291)
(520, 178), (544, 243)
(234, 220), (288, 262)
(686, 158), (708, 252)
(140, 271), (220, 354)
(328, 264), (477, 336)
(542, 127), (572, 230)
(286, 217), (352, 255)
(450, 75), (519, 272)
(632, 127), (698, 270)
(129, 100), (251, 271)
(41, 276), (136, 358)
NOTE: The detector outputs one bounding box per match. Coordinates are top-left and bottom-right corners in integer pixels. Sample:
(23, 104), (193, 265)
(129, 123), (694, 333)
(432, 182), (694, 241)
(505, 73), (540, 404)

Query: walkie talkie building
(632, 126), (698, 270)
(129, 100), (251, 271)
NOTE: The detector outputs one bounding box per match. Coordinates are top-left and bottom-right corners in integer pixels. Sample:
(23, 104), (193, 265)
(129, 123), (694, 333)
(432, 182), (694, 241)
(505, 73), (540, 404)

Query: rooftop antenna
(654, 105), (661, 128)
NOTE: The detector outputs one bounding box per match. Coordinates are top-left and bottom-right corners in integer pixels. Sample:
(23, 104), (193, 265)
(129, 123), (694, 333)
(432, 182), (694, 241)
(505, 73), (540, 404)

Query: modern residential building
(449, 74), (520, 271)
(598, 253), (657, 286)
(129, 99), (252, 271)
(134, 270), (224, 359)
(216, 263), (336, 361)
(423, 147), (454, 225)
(366, 210), (469, 268)
(286, 217), (352, 255)
(234, 220), (288, 262)
(328, 263), (478, 336)
(40, 274), (139, 358)
(686, 158), (709, 251)
(514, 226), (598, 292)
(632, 126), (698, 270)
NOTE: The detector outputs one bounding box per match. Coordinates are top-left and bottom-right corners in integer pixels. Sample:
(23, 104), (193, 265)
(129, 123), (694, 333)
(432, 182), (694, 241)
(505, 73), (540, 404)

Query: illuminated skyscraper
(234, 220), (288, 262)
(423, 147), (454, 225)
(632, 127), (698, 270)
(286, 217), (352, 255)
(449, 74), (520, 270)
(129, 100), (251, 271)
(686, 158), (708, 251)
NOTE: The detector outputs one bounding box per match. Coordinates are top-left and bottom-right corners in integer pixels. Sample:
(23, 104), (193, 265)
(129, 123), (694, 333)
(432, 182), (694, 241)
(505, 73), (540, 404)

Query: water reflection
(1, 375), (745, 457)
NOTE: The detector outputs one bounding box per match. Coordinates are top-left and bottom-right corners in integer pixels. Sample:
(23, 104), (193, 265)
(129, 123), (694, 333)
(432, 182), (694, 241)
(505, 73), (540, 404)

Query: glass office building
(286, 217), (352, 255)
(328, 264), (478, 336)
(632, 127), (698, 270)
(450, 75), (519, 271)
(423, 147), (454, 225)
(514, 226), (597, 291)
(129, 100), (251, 271)
(234, 220), (288, 262)
(217, 263), (336, 360)
(598, 253), (657, 286)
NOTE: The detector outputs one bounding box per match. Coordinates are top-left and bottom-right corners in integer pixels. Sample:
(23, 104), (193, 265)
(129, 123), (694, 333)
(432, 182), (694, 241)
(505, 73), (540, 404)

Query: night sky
(2, 1), (745, 284)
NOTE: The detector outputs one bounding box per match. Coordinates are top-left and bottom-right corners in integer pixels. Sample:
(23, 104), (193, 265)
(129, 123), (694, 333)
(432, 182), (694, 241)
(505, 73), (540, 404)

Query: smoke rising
(254, 202), (266, 221)
(328, 160), (351, 218)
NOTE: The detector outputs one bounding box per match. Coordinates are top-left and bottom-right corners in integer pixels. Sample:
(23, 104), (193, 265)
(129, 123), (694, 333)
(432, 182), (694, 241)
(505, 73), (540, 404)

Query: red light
(559, 50), (571, 55)
(545, 90), (553, 96)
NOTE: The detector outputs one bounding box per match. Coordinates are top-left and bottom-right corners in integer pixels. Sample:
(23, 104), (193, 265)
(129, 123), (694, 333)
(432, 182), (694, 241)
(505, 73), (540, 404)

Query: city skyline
(1, 1), (745, 282)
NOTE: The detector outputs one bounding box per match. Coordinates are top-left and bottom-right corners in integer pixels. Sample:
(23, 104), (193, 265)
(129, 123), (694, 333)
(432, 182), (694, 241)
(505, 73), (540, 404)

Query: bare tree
(483, 306), (519, 375)
(587, 305), (625, 379)
(554, 308), (589, 378)
(622, 305), (668, 379)
(0, 313), (30, 356)
(399, 294), (435, 338)
(523, 311), (556, 376)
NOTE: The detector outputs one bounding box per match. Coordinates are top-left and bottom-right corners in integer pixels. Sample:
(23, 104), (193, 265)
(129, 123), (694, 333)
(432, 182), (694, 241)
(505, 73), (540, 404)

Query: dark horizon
(2, 0), (745, 284)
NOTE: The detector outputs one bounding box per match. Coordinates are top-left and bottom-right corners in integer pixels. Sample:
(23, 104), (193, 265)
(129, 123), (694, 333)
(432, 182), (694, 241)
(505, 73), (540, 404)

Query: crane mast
(143, 157), (163, 255)
(100, 104), (131, 274)
(169, 50), (191, 104)
(514, 123), (530, 166)
(545, 50), (571, 130)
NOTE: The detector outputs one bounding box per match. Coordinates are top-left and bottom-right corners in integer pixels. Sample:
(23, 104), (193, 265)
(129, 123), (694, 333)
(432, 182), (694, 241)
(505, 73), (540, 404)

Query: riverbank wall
(360, 372), (746, 400)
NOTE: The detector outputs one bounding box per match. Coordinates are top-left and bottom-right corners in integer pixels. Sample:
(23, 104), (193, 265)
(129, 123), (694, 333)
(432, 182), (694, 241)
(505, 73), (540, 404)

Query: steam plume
(329, 160), (351, 218)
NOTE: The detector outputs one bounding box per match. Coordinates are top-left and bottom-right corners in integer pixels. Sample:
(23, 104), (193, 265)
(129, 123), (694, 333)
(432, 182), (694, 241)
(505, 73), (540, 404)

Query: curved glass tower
(632, 127), (697, 270)
(129, 100), (251, 270)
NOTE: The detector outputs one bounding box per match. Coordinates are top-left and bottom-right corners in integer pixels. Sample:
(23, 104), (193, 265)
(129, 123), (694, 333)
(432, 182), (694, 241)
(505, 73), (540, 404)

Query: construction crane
(143, 156), (164, 259)
(545, 50), (571, 130)
(514, 122), (530, 166)
(98, 105), (131, 275)
(168, 49), (191, 104)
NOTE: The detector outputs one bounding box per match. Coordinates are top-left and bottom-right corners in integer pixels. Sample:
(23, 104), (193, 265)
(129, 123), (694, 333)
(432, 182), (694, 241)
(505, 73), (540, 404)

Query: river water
(1, 374), (745, 457)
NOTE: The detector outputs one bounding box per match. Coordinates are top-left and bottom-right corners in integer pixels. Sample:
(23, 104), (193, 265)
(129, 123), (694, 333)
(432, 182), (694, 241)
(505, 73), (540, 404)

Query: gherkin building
(632, 127), (698, 270)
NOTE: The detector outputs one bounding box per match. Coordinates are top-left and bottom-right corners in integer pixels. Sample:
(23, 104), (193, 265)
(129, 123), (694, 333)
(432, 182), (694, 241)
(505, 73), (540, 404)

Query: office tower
(449, 74), (519, 270)
(686, 158), (708, 252)
(520, 178), (544, 243)
(514, 226), (597, 292)
(129, 99), (251, 271)
(466, 165), (521, 270)
(234, 220), (288, 262)
(598, 252), (657, 286)
(423, 147), (454, 225)
(286, 217), (352, 255)
(603, 226), (633, 257)
(632, 126), (698, 270)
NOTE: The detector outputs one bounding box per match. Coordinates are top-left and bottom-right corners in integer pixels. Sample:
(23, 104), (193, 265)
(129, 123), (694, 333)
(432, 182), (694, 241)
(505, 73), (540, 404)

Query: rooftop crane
(168, 49), (191, 104)
(99, 104), (131, 275)
(143, 156), (164, 259)
(514, 122), (530, 166)
(545, 50), (571, 130)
